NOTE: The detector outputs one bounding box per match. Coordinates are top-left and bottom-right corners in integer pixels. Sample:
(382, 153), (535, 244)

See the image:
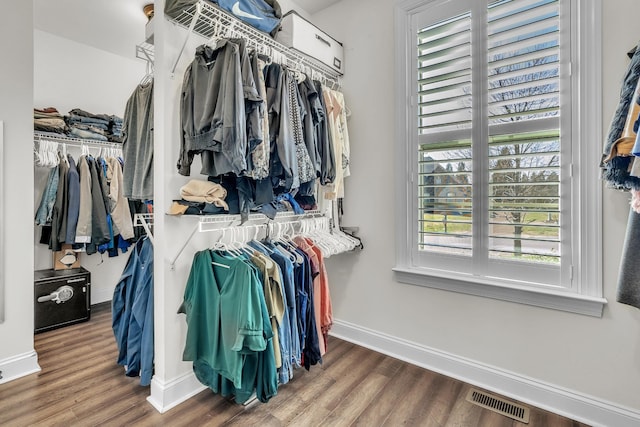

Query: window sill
(392, 267), (607, 317)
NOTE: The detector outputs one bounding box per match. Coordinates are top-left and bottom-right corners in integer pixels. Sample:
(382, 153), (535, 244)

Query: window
(394, 0), (606, 316)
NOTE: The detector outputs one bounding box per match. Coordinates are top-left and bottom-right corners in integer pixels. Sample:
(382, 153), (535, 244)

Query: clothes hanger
(210, 229), (233, 267)
(279, 222), (305, 263)
(250, 225), (272, 252)
(229, 226), (254, 257)
(305, 217), (342, 256)
(140, 58), (154, 85)
(271, 222), (295, 259)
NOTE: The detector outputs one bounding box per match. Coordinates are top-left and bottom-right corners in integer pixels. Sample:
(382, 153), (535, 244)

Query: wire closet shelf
(168, 210), (328, 268)
(168, 0), (342, 87)
(136, 42), (155, 64)
(34, 131), (123, 150)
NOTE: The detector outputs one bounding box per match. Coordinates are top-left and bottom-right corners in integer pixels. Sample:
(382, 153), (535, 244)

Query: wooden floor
(0, 303), (589, 427)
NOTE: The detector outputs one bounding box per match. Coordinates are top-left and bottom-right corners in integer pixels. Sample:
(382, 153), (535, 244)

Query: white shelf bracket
(169, 221), (200, 271)
(134, 213), (155, 245)
(170, 2), (202, 79)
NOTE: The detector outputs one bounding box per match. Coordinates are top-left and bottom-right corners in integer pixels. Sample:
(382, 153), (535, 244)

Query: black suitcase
(34, 267), (91, 333)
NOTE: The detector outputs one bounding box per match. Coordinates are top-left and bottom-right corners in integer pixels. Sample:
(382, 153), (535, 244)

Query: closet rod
(34, 131), (122, 149)
(168, 210), (325, 269)
(169, 0), (342, 86)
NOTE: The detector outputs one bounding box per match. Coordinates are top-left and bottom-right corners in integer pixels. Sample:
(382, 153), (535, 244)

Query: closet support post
(169, 222), (200, 270)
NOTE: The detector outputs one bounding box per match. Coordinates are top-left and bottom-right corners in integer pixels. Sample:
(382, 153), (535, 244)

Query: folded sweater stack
(34, 107), (124, 143)
(34, 107), (67, 135)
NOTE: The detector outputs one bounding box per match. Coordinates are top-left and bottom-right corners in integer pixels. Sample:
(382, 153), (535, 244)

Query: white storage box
(276, 11), (344, 75)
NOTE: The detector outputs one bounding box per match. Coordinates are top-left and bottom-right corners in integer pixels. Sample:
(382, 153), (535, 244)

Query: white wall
(0, 2), (39, 382)
(310, 0), (640, 417)
(33, 30), (147, 304)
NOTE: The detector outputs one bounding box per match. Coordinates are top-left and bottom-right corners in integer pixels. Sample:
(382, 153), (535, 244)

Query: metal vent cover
(465, 388), (530, 423)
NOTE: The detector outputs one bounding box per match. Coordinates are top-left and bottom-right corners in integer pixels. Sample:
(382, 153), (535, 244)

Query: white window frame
(393, 0), (606, 317)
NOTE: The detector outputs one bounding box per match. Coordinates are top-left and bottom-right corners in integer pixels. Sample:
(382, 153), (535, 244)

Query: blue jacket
(112, 236), (154, 386)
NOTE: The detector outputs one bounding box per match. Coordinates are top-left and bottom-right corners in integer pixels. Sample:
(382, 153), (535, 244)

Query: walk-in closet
(2, 1), (640, 426)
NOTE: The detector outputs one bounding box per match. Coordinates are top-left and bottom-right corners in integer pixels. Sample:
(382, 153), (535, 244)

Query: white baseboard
(330, 319), (640, 427)
(147, 371), (206, 413)
(0, 350), (41, 384)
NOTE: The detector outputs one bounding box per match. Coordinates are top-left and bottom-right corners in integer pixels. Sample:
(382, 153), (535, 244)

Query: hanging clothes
(288, 71), (315, 186)
(320, 87), (351, 201)
(49, 153), (69, 252)
(180, 225), (336, 403)
(249, 240), (301, 373)
(175, 37), (350, 223)
(248, 52), (271, 181)
(35, 148), (136, 257)
(65, 155), (81, 244)
(294, 236), (333, 355)
(74, 155), (93, 244)
(179, 249), (277, 403)
(34, 165), (59, 227)
(315, 80), (335, 186)
(86, 156), (110, 253)
(601, 47), (640, 190)
(112, 236), (154, 386)
(178, 41), (247, 177)
(107, 157), (135, 240)
(123, 80), (154, 200)
(603, 47), (640, 309)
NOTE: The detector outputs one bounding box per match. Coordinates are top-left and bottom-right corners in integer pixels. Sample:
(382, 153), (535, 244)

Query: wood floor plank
(380, 366), (440, 427)
(0, 302), (591, 427)
(286, 398), (332, 426)
(265, 369), (337, 424)
(441, 384), (485, 427)
(477, 409), (517, 427)
(0, 367), (131, 425)
(317, 372), (389, 427)
(418, 376), (464, 426)
(30, 408), (79, 427)
(352, 363), (425, 426)
(318, 350), (387, 412)
(372, 352), (405, 378)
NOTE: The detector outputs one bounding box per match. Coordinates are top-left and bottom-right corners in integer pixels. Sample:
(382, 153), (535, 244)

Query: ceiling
(34, 0), (150, 59)
(33, 0), (340, 59)
(292, 0), (341, 14)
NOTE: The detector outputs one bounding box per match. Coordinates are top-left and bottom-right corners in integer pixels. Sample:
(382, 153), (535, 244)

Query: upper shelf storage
(34, 131), (123, 149)
(166, 0), (343, 85)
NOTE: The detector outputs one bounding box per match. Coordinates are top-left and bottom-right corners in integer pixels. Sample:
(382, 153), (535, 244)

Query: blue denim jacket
(112, 236), (154, 386)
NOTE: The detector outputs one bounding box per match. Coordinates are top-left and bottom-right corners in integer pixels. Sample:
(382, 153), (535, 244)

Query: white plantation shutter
(415, 0), (566, 285)
(418, 11), (472, 134)
(417, 8), (474, 259)
(396, 0), (605, 315)
(487, 0), (561, 264)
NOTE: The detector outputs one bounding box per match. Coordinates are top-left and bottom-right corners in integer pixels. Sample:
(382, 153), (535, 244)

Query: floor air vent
(465, 388), (530, 423)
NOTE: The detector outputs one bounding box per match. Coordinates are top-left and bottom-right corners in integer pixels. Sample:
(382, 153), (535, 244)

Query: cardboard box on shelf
(53, 245), (81, 270)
